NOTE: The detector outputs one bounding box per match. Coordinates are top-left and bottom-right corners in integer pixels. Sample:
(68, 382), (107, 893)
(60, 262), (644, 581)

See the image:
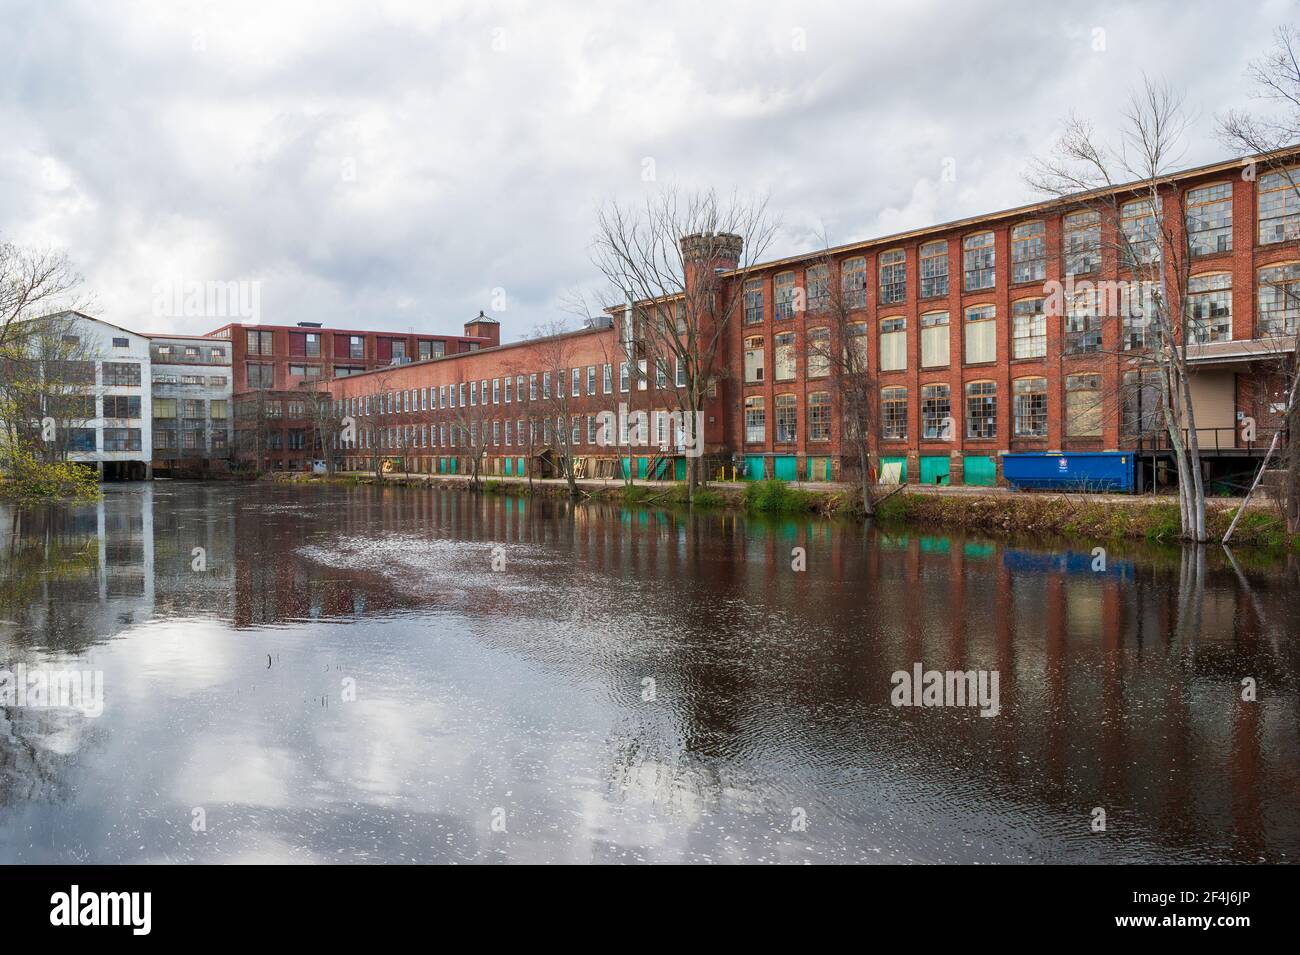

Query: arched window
(881, 387), (908, 439)
(879, 249), (906, 304)
(1258, 167), (1300, 244)
(1011, 222), (1046, 283)
(963, 232), (995, 291)
(1187, 272), (1232, 342)
(1186, 183), (1232, 255)
(1013, 377), (1048, 436)
(965, 381), (997, 439)
(920, 240), (948, 298)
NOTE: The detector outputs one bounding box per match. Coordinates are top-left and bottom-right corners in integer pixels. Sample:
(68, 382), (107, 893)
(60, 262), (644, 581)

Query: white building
(47, 311), (153, 480)
(2, 311), (153, 478)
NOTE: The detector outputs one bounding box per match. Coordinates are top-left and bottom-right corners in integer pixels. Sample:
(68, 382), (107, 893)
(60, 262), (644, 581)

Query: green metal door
(773, 455), (797, 481)
(517, 457), (525, 475)
(920, 455), (950, 485)
(744, 455), (765, 480)
(636, 457), (648, 479)
(963, 454), (996, 486)
(504, 458), (514, 476)
(675, 458), (687, 481)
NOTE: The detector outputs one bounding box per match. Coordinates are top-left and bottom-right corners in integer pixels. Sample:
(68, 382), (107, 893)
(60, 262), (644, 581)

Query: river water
(0, 482), (1297, 863)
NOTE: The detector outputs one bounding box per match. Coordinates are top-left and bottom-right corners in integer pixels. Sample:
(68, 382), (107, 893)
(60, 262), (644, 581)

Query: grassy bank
(873, 491), (1295, 549)
(272, 472), (1295, 549)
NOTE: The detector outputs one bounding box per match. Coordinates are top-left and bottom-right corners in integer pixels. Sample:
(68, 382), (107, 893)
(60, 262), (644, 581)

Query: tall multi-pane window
(1258, 262), (1300, 335)
(921, 384), (951, 439)
(842, 256), (867, 309)
(806, 264), (830, 311)
(586, 365), (596, 395)
(1011, 222), (1046, 283)
(806, 328), (830, 378)
(246, 330), (274, 355)
(775, 271), (796, 319)
(1013, 378), (1048, 436)
(744, 337), (765, 382)
(774, 332), (796, 381)
(744, 278), (764, 324)
(964, 305), (996, 364)
(1063, 210), (1101, 276)
(881, 387), (908, 439)
(246, 363), (274, 389)
(571, 368), (580, 397)
(919, 240), (948, 298)
(774, 394), (798, 443)
(602, 364), (612, 394)
(744, 396), (765, 443)
(1011, 298), (1046, 359)
(808, 392), (831, 441)
(846, 321), (869, 369)
(920, 311), (950, 367)
(1122, 281), (1158, 351)
(1121, 198), (1160, 266)
(1065, 286), (1102, 354)
(880, 317), (907, 372)
(619, 362), (629, 392)
(1258, 167), (1300, 243)
(1065, 374), (1103, 437)
(963, 232), (995, 291)
(879, 249), (906, 304)
(966, 382), (997, 439)
(1186, 183), (1232, 255)
(1187, 272), (1233, 342)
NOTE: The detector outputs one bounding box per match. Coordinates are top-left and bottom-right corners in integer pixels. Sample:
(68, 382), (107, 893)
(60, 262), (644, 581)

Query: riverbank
(275, 471), (1295, 549)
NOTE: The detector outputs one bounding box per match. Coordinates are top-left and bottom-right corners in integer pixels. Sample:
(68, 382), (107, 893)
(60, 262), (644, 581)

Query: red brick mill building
(251, 151), (1296, 489)
(210, 315), (499, 470)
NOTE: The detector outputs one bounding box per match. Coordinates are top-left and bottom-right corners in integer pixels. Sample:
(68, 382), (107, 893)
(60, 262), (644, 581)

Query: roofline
(602, 146), (1300, 314)
(728, 146), (1300, 276)
(23, 309), (151, 340)
(203, 320), (491, 342)
(320, 323), (611, 385)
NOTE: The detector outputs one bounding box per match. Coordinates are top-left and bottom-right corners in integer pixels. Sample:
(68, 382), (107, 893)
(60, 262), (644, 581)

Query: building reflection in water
(0, 483), (1297, 862)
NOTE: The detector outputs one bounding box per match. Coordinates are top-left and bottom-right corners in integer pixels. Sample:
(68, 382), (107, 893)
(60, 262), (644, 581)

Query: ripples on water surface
(0, 482), (1297, 863)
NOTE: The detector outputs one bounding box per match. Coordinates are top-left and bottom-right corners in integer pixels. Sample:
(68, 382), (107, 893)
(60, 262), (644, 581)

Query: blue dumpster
(1002, 452), (1135, 492)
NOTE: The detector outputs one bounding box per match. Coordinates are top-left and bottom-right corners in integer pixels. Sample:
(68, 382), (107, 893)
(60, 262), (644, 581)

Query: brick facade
(307, 152), (1295, 485)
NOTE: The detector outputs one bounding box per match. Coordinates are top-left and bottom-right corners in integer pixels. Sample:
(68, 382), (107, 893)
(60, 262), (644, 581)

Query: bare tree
(362, 373), (398, 479)
(446, 374), (496, 489)
(1027, 77), (1211, 541)
(527, 320), (585, 497)
(591, 187), (779, 503)
(0, 243), (86, 353)
(235, 389), (277, 473)
(0, 312), (101, 470)
(305, 387), (343, 475)
(1220, 24), (1300, 538)
(803, 237), (879, 514)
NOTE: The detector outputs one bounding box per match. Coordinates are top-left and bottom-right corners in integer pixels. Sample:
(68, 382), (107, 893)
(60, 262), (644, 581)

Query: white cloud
(0, 0), (1287, 341)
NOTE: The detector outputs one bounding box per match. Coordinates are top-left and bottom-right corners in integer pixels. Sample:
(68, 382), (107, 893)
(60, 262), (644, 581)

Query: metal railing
(1132, 426), (1287, 453)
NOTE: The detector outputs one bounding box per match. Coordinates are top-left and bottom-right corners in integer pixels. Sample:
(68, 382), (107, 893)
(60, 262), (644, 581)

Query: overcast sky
(1, 0), (1294, 342)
